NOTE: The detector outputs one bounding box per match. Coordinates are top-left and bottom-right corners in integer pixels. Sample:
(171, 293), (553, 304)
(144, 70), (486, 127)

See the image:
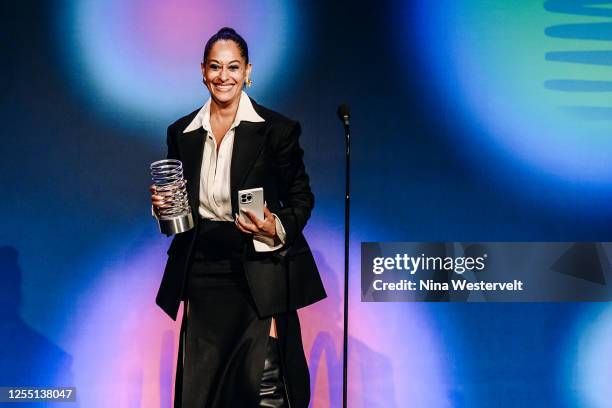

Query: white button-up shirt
(183, 91), (286, 252)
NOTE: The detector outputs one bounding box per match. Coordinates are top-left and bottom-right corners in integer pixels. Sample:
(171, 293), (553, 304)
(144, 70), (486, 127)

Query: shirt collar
(183, 91), (264, 133)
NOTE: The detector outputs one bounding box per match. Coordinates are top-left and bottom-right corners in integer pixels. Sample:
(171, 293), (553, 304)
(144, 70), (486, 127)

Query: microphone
(337, 104), (350, 126)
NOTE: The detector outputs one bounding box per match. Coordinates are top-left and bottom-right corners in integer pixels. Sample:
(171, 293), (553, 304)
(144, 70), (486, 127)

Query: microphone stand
(337, 105), (350, 408)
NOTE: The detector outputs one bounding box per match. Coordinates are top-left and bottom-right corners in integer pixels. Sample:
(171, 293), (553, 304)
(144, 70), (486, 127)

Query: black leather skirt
(179, 220), (272, 407)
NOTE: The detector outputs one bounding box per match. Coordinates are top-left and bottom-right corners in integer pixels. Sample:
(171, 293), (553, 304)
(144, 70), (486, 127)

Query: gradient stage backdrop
(2, 0), (612, 407)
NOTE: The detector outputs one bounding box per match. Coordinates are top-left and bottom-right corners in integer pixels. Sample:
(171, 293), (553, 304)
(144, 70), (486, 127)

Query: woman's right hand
(150, 184), (165, 215)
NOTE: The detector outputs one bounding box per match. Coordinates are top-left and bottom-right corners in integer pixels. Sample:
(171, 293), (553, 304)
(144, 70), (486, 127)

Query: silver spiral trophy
(150, 159), (194, 235)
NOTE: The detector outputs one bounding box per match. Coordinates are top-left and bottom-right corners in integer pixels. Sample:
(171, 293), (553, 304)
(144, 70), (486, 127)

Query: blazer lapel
(178, 127), (206, 218)
(230, 121), (266, 215)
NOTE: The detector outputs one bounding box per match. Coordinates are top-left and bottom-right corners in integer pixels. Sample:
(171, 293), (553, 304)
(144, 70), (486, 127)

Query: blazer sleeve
(166, 124), (180, 160)
(272, 121), (314, 246)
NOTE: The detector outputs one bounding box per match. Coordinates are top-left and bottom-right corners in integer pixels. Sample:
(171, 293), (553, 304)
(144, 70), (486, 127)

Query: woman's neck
(210, 94), (240, 123)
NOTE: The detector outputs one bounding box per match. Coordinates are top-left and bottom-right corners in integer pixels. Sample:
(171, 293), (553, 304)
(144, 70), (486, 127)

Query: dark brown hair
(203, 27), (249, 64)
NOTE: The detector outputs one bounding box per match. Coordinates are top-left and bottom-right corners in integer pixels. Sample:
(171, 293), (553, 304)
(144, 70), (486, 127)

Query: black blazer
(155, 98), (327, 320)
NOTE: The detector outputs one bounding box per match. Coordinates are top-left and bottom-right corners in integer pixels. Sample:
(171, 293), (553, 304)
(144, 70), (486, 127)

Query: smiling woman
(150, 27), (327, 408)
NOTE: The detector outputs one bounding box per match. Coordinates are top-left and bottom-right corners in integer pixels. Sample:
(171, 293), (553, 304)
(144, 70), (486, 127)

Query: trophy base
(158, 212), (194, 236)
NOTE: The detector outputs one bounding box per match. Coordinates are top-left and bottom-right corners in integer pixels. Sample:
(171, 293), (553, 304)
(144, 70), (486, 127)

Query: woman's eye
(210, 64), (220, 70)
(229, 65), (239, 71)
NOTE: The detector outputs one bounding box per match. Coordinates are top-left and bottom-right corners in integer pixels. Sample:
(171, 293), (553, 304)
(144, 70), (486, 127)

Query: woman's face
(201, 40), (252, 106)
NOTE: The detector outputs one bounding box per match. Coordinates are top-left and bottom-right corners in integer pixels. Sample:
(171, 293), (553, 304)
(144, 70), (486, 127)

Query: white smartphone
(238, 187), (264, 226)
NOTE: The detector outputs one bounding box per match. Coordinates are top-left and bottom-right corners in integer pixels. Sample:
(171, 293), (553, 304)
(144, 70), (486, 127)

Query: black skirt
(174, 220), (296, 408)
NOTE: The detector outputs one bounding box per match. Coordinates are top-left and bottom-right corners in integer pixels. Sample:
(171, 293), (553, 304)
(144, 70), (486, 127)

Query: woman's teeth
(215, 84), (233, 91)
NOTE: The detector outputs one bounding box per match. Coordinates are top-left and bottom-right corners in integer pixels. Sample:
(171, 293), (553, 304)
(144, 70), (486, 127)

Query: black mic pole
(337, 104), (350, 408)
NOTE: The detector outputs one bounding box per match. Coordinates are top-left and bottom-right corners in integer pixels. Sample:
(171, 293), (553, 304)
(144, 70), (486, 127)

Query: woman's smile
(213, 83), (235, 92)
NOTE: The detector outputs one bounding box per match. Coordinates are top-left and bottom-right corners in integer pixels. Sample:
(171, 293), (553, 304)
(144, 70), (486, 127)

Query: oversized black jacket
(155, 98), (327, 321)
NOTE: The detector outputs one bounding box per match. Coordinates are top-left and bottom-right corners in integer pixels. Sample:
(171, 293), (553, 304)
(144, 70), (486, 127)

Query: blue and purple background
(2, 0), (612, 406)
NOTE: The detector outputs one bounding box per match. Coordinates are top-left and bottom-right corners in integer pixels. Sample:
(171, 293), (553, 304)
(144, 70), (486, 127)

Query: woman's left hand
(235, 205), (277, 239)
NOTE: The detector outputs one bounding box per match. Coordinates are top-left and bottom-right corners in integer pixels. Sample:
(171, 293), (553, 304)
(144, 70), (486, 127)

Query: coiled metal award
(150, 159), (194, 235)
